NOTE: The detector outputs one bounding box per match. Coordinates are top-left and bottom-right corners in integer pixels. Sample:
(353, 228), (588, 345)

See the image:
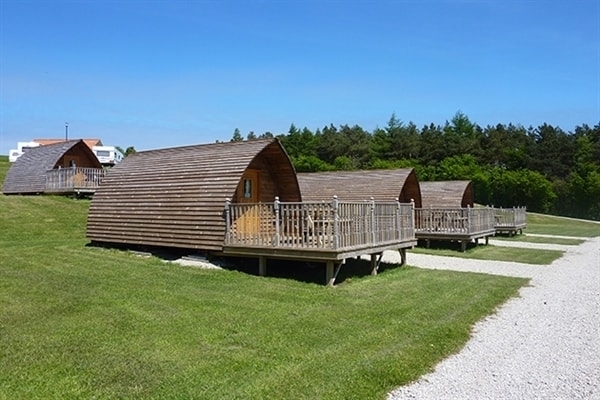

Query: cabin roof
(419, 180), (474, 208)
(297, 168), (422, 207)
(2, 140), (101, 195)
(86, 138), (300, 251)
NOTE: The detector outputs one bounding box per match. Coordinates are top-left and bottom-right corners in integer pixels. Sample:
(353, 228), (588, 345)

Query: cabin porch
(45, 167), (106, 194)
(222, 197), (417, 285)
(494, 206), (527, 236)
(414, 206), (496, 251)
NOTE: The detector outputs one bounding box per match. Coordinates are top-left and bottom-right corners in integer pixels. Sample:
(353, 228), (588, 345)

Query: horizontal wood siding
(419, 181), (474, 208)
(86, 139), (301, 251)
(297, 169), (422, 207)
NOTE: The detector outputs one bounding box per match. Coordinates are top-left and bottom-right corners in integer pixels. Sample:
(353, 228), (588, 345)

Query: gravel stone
(386, 235), (600, 400)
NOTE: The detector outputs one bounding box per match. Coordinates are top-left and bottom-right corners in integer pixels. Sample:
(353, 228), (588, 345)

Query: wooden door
(234, 170), (261, 235)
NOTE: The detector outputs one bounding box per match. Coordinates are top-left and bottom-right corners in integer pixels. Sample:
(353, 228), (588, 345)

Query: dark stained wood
(419, 180), (474, 208)
(86, 139), (302, 251)
(2, 140), (102, 195)
(297, 169), (422, 207)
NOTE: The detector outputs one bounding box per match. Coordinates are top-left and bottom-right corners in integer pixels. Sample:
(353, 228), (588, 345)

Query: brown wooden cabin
(416, 180), (495, 251)
(294, 169), (420, 276)
(420, 180), (474, 208)
(2, 140), (104, 195)
(87, 142), (419, 285)
(87, 138), (301, 250)
(297, 168), (422, 207)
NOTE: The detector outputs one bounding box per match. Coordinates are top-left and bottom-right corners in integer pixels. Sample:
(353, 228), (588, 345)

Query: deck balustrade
(224, 197), (415, 252)
(494, 206), (527, 235)
(45, 167), (106, 193)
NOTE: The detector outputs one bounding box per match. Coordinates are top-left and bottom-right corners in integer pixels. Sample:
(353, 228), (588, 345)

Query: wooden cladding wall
(86, 139), (301, 251)
(297, 168), (422, 208)
(419, 181), (474, 208)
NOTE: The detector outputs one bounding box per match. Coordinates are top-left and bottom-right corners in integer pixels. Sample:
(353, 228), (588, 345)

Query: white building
(8, 141), (41, 162)
(92, 145), (124, 166)
(9, 139), (124, 167)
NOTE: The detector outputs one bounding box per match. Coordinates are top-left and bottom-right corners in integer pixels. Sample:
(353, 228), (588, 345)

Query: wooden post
(370, 197), (376, 244)
(326, 261), (335, 286)
(274, 196), (281, 246)
(224, 198), (231, 244)
(399, 248), (407, 266)
(332, 196), (339, 250)
(258, 256), (267, 276)
(371, 254), (377, 276)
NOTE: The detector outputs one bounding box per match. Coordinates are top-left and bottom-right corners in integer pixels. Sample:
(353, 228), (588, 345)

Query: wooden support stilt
(485, 236), (489, 245)
(371, 254), (377, 276)
(399, 248), (407, 266)
(326, 261), (335, 287)
(258, 256), (267, 276)
(460, 241), (467, 252)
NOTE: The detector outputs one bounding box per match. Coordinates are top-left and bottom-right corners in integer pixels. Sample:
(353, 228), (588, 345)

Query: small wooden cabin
(2, 140), (104, 195)
(419, 180), (474, 208)
(416, 180), (494, 251)
(88, 143), (419, 285)
(297, 168), (422, 207)
(86, 139), (301, 251)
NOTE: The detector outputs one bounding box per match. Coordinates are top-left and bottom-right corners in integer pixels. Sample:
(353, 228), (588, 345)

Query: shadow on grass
(86, 241), (404, 286)
(210, 256), (403, 285)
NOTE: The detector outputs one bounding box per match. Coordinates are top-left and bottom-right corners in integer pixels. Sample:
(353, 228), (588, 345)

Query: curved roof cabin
(419, 180), (474, 208)
(297, 168), (422, 207)
(86, 139), (301, 251)
(2, 140), (102, 195)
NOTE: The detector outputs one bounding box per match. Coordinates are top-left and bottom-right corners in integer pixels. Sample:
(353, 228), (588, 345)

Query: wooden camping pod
(86, 139), (301, 251)
(419, 180), (474, 208)
(2, 140), (103, 195)
(297, 168), (422, 207)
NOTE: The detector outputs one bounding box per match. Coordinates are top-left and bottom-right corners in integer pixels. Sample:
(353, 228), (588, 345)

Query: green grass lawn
(410, 241), (563, 264)
(526, 212), (600, 237)
(2, 157), (595, 399)
(492, 234), (585, 246)
(0, 193), (527, 399)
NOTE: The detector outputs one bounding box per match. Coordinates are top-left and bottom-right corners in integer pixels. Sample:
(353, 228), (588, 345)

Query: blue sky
(1, 0), (599, 155)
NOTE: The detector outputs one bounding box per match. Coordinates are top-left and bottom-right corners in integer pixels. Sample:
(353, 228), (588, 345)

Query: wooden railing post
(332, 195), (339, 250)
(410, 198), (415, 238)
(467, 205), (472, 234)
(274, 196), (281, 247)
(395, 198), (401, 241)
(224, 198), (231, 244)
(369, 197), (375, 243)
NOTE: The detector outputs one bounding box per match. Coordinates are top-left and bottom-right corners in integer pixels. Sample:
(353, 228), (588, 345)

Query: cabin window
(244, 179), (252, 198)
(96, 150), (110, 157)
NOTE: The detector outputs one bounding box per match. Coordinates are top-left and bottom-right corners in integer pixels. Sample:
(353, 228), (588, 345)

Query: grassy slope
(0, 160), (528, 399)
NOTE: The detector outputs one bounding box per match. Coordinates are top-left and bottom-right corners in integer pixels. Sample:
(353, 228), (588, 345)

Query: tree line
(230, 112), (600, 220)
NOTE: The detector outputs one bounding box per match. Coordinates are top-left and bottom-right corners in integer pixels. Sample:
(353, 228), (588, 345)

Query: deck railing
(45, 167), (106, 193)
(224, 197), (415, 251)
(494, 206), (527, 228)
(414, 206), (496, 235)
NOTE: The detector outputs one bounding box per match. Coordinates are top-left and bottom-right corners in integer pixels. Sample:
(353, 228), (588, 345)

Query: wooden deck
(414, 206), (496, 251)
(45, 167), (106, 194)
(494, 207), (527, 235)
(223, 197), (417, 285)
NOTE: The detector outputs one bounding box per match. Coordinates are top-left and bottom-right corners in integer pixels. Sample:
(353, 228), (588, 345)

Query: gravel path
(386, 236), (600, 400)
